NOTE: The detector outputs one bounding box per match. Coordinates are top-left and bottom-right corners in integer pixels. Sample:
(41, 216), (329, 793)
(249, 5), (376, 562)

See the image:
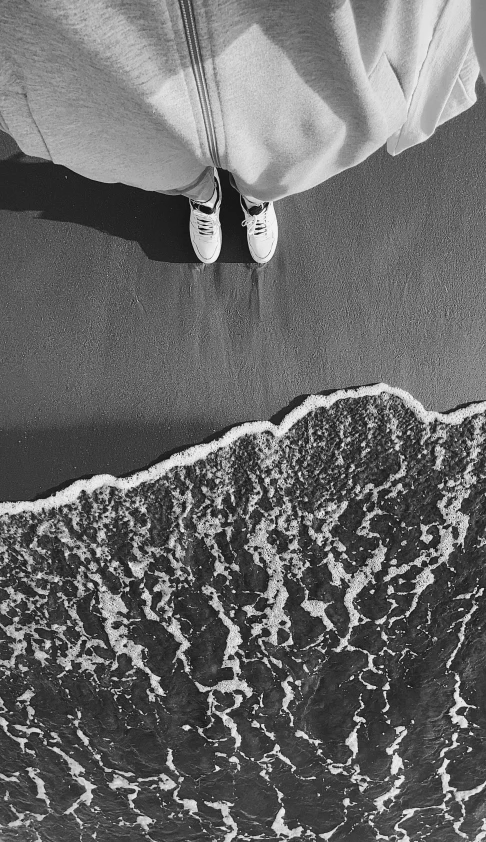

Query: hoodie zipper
(178, 0), (221, 169)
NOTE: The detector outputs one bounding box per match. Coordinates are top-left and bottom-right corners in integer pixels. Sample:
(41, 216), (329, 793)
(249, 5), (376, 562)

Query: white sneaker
(189, 168), (222, 264)
(240, 195), (278, 264)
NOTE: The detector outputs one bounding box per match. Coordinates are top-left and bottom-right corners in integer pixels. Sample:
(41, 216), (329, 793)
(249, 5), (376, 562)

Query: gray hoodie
(0, 0), (479, 201)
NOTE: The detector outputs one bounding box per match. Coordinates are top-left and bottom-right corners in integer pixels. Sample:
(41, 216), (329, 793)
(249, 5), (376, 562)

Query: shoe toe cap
(192, 232), (221, 263)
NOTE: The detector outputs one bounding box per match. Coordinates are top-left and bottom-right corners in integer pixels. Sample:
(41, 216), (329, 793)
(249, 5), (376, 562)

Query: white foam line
(2, 382), (486, 516)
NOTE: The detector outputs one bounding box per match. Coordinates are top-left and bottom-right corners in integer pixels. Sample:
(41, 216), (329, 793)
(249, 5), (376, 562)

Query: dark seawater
(1, 384), (486, 842)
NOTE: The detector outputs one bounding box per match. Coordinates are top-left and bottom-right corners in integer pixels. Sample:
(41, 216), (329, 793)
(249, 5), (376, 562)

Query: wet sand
(2, 387), (486, 840)
(2, 77), (486, 503)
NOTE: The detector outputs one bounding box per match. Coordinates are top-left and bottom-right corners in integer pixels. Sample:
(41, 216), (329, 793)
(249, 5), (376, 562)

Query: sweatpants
(154, 165), (264, 205)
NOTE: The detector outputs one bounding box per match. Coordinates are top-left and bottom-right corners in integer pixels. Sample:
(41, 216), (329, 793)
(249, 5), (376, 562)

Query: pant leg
(153, 165), (215, 202)
(228, 171), (268, 205)
(154, 165), (269, 205)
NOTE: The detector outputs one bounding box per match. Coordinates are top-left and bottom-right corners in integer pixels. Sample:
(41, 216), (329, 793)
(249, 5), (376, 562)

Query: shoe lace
(241, 205), (268, 237)
(193, 206), (217, 236)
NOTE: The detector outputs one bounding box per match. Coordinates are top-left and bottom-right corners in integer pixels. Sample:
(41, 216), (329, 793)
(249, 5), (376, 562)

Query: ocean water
(1, 384), (486, 842)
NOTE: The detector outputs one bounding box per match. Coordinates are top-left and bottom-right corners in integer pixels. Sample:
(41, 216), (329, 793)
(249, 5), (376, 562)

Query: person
(0, 1), (480, 266)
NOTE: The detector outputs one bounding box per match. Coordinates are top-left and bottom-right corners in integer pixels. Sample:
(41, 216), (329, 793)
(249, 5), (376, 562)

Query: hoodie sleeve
(0, 43), (51, 157)
(471, 0), (486, 85)
(387, 0), (480, 156)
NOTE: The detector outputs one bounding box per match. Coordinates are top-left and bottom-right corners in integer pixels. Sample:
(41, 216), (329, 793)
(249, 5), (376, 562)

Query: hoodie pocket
(0, 91), (51, 159)
(0, 111), (9, 135)
(368, 52), (408, 138)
